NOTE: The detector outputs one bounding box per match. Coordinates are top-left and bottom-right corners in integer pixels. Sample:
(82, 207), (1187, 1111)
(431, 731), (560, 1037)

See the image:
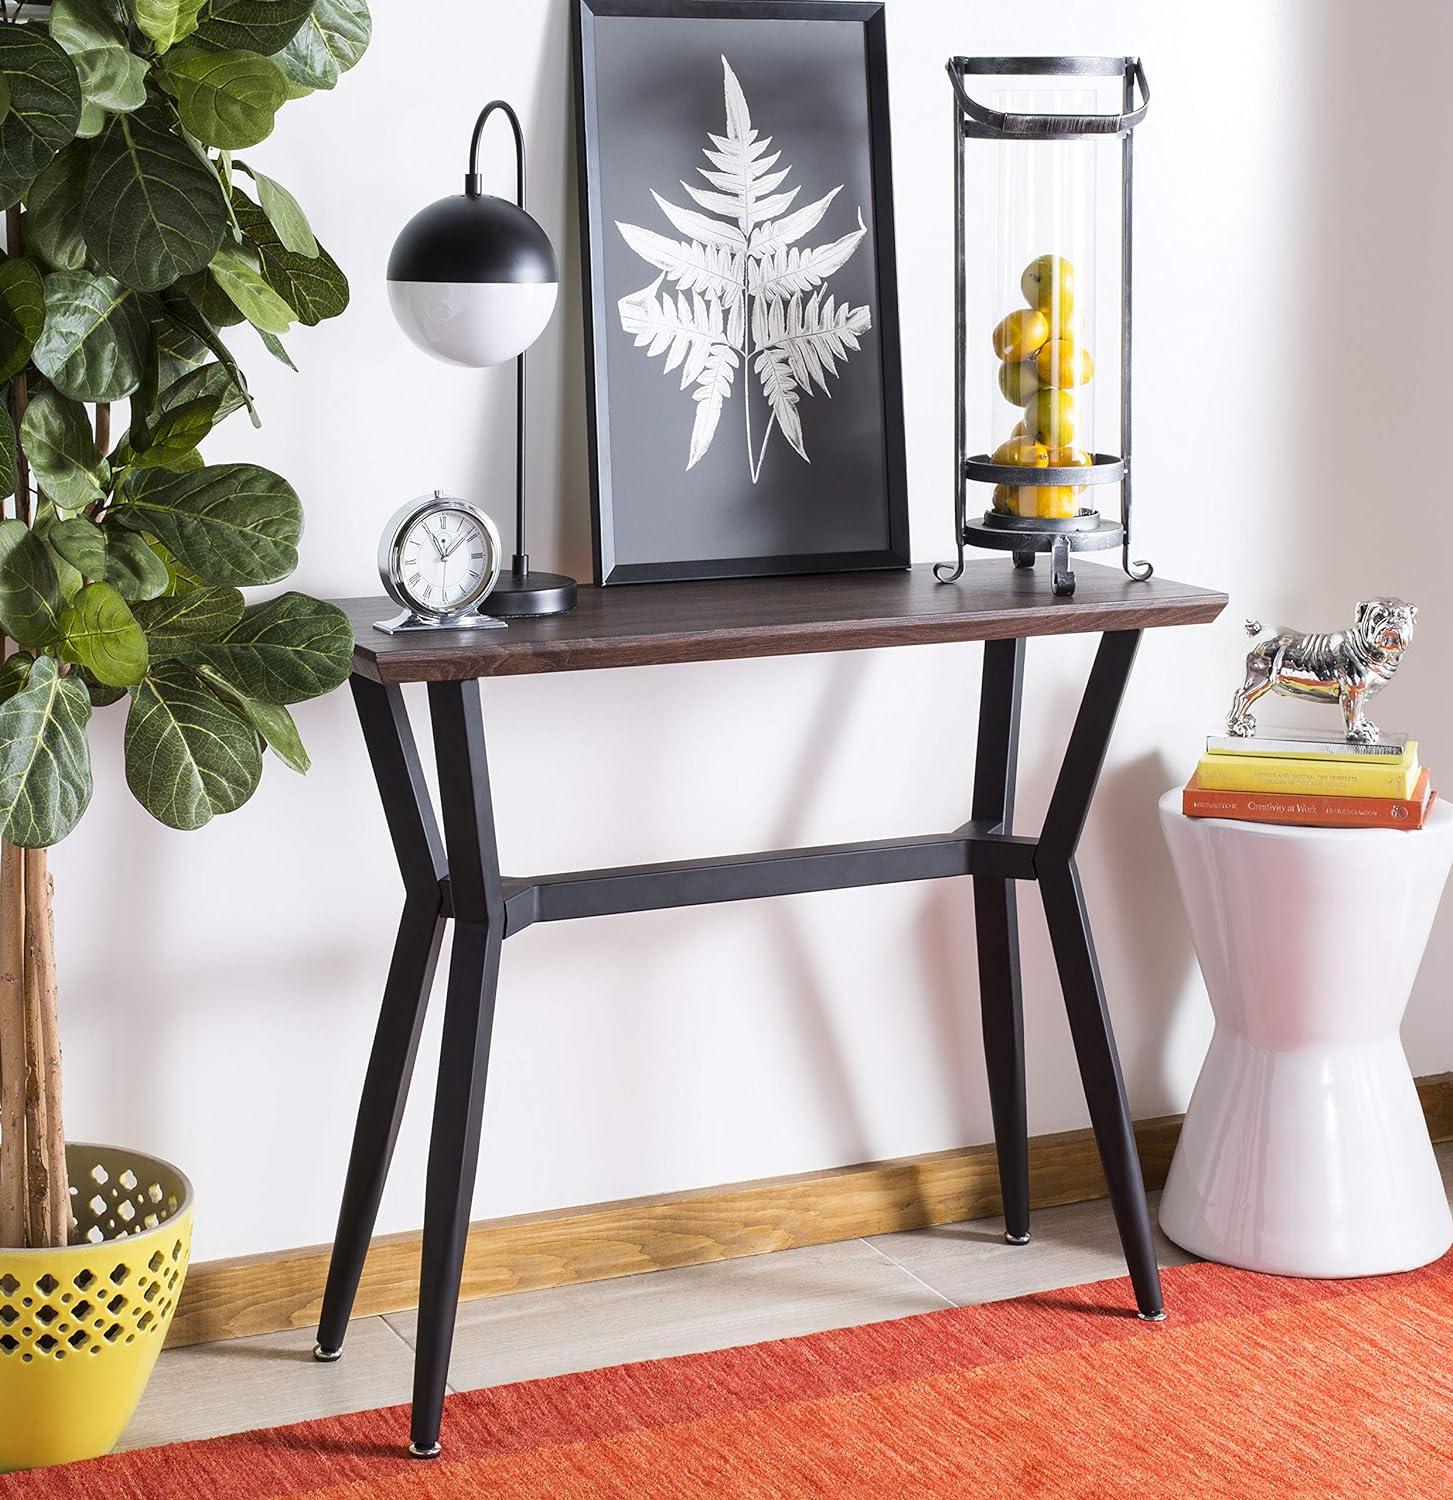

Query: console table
(316, 561), (1226, 1457)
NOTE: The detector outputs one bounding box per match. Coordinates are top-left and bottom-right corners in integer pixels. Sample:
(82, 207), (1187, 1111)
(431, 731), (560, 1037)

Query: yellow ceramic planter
(0, 1144), (193, 1473)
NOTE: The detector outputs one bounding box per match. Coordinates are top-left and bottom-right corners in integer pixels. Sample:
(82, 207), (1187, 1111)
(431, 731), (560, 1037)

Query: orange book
(1182, 768), (1436, 830)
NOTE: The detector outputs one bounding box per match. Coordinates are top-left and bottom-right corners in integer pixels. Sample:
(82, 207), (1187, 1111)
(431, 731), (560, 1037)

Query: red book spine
(1182, 769), (1435, 830)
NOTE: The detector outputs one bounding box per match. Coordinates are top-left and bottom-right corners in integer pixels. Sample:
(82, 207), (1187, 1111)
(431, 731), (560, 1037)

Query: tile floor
(118, 1140), (1453, 1454)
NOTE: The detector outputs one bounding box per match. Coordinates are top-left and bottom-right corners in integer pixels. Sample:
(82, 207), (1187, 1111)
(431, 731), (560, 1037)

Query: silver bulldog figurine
(1226, 598), (1417, 744)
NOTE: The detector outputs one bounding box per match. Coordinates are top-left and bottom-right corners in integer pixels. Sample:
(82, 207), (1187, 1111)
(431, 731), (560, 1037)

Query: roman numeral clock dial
(375, 492), (505, 635)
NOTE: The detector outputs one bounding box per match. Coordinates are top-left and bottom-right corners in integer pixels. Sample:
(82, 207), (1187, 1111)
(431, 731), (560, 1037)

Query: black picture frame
(574, 0), (910, 585)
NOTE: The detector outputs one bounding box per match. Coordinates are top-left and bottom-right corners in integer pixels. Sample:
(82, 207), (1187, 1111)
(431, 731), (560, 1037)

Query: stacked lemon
(989, 256), (1094, 519)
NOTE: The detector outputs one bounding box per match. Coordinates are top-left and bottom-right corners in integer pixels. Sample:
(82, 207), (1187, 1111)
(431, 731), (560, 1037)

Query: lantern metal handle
(947, 56), (1148, 139)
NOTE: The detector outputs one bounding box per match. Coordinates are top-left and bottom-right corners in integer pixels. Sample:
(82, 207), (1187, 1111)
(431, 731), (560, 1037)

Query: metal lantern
(936, 56), (1151, 598)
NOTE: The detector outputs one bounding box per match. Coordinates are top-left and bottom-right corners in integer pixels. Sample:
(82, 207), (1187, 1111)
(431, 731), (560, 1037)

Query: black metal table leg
(1037, 630), (1164, 1319)
(316, 681), (449, 1359)
(409, 680), (506, 1459)
(971, 638), (1031, 1244)
(321, 611), (1174, 1454)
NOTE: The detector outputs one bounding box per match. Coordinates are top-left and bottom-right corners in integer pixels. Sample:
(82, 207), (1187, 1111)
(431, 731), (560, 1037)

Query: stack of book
(1183, 730), (1437, 830)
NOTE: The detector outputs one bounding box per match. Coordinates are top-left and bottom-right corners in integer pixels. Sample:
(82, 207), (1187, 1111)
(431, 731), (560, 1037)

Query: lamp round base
(487, 570), (577, 618)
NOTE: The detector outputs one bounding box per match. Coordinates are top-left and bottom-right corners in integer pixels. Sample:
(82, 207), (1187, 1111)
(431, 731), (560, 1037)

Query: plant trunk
(0, 200), (68, 1250)
(21, 855), (50, 1246)
(0, 841), (25, 1245)
(25, 849), (67, 1246)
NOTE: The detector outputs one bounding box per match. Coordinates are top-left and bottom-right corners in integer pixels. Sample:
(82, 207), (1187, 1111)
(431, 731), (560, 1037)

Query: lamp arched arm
(466, 100), (526, 207)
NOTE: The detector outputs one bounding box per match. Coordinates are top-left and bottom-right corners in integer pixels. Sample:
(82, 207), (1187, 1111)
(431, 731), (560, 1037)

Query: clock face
(393, 504), (499, 616)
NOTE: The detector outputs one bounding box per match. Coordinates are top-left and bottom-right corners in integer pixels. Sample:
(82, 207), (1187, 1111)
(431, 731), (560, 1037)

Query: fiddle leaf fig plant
(0, 0), (371, 846)
(0, 0), (371, 1255)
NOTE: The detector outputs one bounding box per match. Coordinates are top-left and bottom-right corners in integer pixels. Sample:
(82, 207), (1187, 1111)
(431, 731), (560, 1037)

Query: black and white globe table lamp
(385, 99), (578, 619)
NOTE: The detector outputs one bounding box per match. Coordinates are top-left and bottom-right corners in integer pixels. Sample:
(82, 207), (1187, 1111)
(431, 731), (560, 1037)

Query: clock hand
(428, 530), (446, 560)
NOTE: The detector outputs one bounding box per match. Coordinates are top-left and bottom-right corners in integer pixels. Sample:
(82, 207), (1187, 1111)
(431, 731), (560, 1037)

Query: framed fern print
(575, 0), (909, 584)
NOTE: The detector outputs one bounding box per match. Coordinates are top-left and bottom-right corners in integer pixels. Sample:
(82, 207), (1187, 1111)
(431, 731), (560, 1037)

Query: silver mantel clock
(375, 492), (506, 635)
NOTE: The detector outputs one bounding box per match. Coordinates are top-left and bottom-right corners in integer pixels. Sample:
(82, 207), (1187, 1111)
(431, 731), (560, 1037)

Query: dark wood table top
(340, 561), (1227, 683)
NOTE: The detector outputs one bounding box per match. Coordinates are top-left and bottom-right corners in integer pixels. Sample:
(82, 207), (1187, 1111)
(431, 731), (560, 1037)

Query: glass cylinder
(983, 100), (1101, 521)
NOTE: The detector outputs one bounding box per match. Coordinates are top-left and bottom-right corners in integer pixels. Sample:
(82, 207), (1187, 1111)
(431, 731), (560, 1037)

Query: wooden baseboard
(167, 1071), (1453, 1349)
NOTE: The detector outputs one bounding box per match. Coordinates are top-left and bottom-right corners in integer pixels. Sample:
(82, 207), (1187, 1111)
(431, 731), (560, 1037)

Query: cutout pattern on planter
(0, 1147), (189, 1374)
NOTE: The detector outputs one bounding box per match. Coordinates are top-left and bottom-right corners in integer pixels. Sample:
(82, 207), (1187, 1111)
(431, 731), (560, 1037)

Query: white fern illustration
(615, 56), (873, 482)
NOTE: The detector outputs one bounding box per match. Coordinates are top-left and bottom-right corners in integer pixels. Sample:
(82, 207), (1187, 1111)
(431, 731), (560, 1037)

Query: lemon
(998, 359), (1042, 404)
(992, 308), (1051, 362)
(1035, 338), (1094, 389)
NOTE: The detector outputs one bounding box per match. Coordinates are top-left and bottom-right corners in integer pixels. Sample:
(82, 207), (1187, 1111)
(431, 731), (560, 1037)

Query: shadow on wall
(57, 698), (380, 1154)
(915, 878), (987, 1146)
(538, 0), (594, 582)
(912, 733), (1200, 1149)
(1085, 749), (1200, 1112)
(762, 655), (878, 1165)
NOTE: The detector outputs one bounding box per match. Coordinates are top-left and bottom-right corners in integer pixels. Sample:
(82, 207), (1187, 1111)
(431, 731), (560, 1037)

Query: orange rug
(6, 1250), (1453, 1498)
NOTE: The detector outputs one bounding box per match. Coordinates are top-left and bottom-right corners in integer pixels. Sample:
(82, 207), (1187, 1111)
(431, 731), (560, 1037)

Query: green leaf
(194, 0), (315, 56)
(124, 658), (260, 829)
(125, 360), (226, 461)
(268, 0), (369, 92)
(174, 590), (351, 703)
(0, 26), (83, 212)
(79, 668), (125, 706)
(0, 401), (14, 502)
(176, 265), (244, 328)
(119, 462), (300, 585)
(235, 194), (347, 326)
(161, 46), (287, 150)
(20, 387), (109, 511)
(152, 307), (211, 379)
(0, 255), (44, 381)
(42, 516), (84, 601)
(158, 360), (248, 426)
(132, 583), (243, 654)
(105, 529), (171, 601)
(242, 165), (315, 255)
(50, 0), (149, 114)
(74, 97), (106, 140)
(0, 654), (93, 847)
(256, 326), (295, 369)
(133, 0), (207, 52)
(158, 292), (259, 425)
(195, 661), (307, 770)
(58, 580), (148, 686)
(0, 75), (11, 127)
(83, 105), (229, 291)
(132, 392), (220, 467)
(0, 518), (62, 645)
(48, 514), (108, 577)
(209, 241), (294, 332)
(23, 143), (91, 271)
(148, 537), (208, 596)
(0, 651), (31, 706)
(32, 269), (150, 401)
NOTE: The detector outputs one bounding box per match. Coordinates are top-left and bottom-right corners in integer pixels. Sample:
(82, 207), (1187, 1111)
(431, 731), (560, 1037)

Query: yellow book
(1195, 742), (1421, 799)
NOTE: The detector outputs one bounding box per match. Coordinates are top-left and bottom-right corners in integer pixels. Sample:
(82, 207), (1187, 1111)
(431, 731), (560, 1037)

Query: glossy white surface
(387, 279), (558, 367)
(1158, 792), (1453, 1276)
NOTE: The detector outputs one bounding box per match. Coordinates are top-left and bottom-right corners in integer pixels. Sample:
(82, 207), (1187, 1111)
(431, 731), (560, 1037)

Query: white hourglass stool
(1157, 789), (1453, 1277)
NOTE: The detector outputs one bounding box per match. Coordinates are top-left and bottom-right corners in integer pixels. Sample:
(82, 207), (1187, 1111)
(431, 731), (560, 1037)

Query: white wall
(52, 0), (1453, 1262)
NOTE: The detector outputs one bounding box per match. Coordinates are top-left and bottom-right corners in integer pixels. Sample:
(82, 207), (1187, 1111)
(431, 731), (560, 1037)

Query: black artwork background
(578, 2), (908, 582)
